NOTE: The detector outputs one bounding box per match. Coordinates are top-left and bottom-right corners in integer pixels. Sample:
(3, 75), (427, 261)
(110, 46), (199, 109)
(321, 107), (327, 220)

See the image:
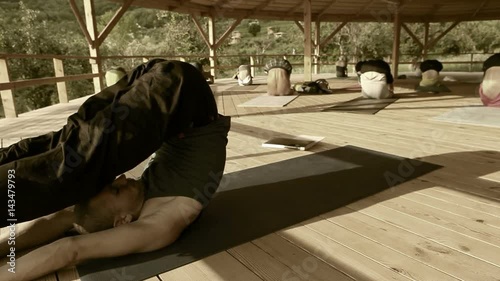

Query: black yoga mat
(77, 145), (440, 281)
(226, 84), (266, 91)
(415, 84), (451, 93)
(322, 96), (398, 114)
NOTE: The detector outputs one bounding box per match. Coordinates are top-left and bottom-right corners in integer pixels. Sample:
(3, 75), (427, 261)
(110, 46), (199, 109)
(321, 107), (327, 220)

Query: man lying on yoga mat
(356, 59), (394, 99)
(479, 53), (500, 107)
(0, 59), (230, 281)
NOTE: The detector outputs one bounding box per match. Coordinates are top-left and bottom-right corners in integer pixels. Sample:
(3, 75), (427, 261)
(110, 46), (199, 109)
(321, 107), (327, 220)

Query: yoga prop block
(77, 145), (440, 281)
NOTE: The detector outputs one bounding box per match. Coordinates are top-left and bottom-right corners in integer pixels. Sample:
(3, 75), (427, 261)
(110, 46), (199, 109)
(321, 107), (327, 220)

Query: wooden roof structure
(109, 0), (500, 23)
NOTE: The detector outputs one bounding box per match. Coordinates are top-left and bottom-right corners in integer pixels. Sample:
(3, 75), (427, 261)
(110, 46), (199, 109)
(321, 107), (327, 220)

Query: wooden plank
(419, 186), (500, 213)
(159, 251), (261, 281)
(251, 234), (354, 280)
(402, 192), (500, 229)
(222, 91), (239, 117)
(57, 267), (81, 281)
(228, 242), (312, 281)
(378, 192), (500, 247)
(278, 225), (413, 281)
(305, 214), (460, 281)
(337, 203), (500, 278)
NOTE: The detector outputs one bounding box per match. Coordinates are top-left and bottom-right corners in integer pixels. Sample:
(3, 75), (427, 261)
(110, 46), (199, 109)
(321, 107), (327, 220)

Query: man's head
(73, 175), (145, 234)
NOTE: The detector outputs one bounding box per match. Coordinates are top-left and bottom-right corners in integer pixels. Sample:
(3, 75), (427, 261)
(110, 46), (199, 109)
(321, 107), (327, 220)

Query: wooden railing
(0, 52), (493, 118)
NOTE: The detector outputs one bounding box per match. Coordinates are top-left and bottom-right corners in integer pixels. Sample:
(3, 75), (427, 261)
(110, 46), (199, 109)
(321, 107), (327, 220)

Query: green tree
(248, 21), (261, 37)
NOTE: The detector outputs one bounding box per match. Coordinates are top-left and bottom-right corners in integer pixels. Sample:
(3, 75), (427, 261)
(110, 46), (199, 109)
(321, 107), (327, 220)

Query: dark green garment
(0, 60), (218, 226)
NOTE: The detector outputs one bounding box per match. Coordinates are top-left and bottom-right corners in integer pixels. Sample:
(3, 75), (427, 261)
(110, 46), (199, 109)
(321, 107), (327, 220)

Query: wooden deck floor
(1, 73), (499, 281)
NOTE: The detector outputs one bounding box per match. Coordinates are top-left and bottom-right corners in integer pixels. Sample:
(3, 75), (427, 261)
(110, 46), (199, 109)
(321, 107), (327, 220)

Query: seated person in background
(410, 59), (422, 77)
(336, 56), (348, 78)
(189, 61), (215, 84)
(264, 58), (294, 96)
(105, 66), (127, 87)
(419, 59), (443, 87)
(357, 59), (394, 99)
(480, 53), (500, 107)
(355, 60), (365, 82)
(234, 64), (253, 86)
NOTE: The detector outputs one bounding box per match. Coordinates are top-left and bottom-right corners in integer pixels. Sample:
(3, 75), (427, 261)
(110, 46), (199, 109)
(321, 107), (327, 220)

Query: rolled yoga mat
(322, 96), (399, 114)
(415, 84), (451, 93)
(77, 145), (440, 281)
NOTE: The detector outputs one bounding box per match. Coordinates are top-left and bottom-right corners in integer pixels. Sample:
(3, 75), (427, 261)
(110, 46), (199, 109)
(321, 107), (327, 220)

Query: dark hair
(74, 200), (115, 233)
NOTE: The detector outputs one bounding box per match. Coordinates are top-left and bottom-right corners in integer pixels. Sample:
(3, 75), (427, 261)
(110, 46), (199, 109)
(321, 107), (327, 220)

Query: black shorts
(140, 115), (231, 207)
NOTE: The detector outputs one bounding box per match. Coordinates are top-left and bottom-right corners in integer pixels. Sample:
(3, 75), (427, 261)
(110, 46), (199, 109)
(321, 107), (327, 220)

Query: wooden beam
(356, 0), (376, 17)
(211, 0), (230, 17)
(294, 20), (304, 33)
(401, 23), (423, 49)
(319, 22), (347, 48)
(69, 0), (94, 47)
(191, 15), (211, 49)
(84, 0), (103, 93)
(392, 8), (402, 78)
(472, 0), (488, 18)
(314, 20), (321, 74)
(208, 16), (217, 78)
(96, 0), (134, 47)
(318, 0), (337, 20)
(304, 0), (312, 81)
(246, 0), (275, 18)
(214, 17), (243, 49)
(423, 22), (430, 59)
(294, 21), (316, 47)
(0, 73), (101, 91)
(425, 21), (460, 51)
(286, 1), (303, 14)
(53, 58), (68, 103)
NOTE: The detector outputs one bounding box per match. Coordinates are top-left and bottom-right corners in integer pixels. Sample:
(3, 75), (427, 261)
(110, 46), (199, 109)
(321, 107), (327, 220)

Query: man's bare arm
(0, 198), (198, 281)
(0, 209), (75, 256)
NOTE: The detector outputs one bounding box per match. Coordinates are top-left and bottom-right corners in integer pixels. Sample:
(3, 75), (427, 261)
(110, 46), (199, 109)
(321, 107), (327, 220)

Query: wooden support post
(303, 0), (312, 82)
(392, 8), (401, 79)
(83, 0), (103, 93)
(0, 59), (17, 118)
(470, 53), (473, 72)
(314, 20), (321, 74)
(423, 22), (430, 59)
(53, 58), (68, 103)
(208, 16), (217, 78)
(250, 55), (256, 78)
